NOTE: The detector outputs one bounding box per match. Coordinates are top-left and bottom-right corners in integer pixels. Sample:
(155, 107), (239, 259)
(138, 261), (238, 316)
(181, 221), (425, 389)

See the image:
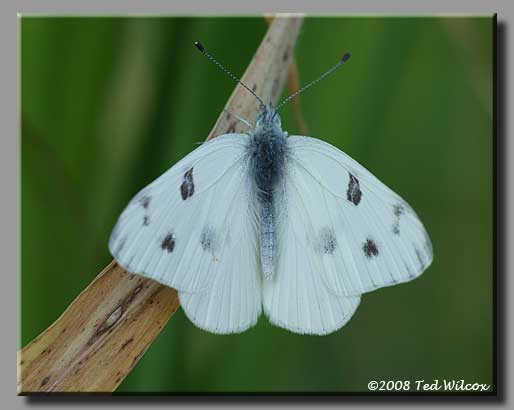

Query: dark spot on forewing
(252, 83), (257, 92)
(393, 203), (405, 216)
(392, 203), (405, 235)
(320, 227), (337, 255)
(200, 226), (214, 251)
(346, 173), (362, 205)
(180, 167), (195, 200)
(161, 233), (176, 253)
(282, 49), (289, 62)
(363, 237), (379, 259)
(139, 195), (151, 209)
(143, 215), (150, 226)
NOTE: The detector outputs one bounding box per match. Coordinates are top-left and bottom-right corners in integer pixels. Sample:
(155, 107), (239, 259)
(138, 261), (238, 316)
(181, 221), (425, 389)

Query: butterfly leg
(223, 109), (253, 131)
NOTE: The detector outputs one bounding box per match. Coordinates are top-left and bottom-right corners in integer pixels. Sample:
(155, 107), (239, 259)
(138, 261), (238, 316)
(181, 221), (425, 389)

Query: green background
(21, 16), (494, 393)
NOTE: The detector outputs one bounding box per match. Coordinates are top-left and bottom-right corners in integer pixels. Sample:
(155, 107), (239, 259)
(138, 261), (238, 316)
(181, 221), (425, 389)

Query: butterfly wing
(178, 183), (262, 333)
(109, 134), (262, 333)
(262, 158), (361, 335)
(284, 135), (433, 298)
(263, 135), (432, 334)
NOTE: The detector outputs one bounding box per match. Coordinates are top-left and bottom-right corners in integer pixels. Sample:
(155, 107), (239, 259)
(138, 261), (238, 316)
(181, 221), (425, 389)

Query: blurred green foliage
(21, 16), (493, 393)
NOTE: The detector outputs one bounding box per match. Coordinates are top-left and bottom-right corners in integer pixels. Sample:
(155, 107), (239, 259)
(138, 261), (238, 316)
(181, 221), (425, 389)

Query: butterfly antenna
(194, 41), (266, 109)
(275, 52), (351, 111)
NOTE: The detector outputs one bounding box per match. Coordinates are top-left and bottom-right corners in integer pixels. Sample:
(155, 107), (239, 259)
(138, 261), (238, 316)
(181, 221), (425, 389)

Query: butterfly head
(255, 103), (283, 134)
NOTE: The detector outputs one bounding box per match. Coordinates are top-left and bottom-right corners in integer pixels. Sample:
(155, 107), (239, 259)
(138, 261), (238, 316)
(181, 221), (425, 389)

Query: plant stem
(18, 15), (304, 394)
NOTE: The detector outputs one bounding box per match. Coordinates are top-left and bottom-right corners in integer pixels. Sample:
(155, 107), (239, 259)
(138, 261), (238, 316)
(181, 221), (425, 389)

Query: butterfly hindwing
(178, 181), (262, 333)
(281, 135), (433, 298)
(262, 168), (361, 335)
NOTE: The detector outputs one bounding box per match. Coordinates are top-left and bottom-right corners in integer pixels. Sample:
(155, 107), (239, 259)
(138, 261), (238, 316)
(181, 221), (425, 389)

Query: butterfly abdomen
(248, 127), (288, 279)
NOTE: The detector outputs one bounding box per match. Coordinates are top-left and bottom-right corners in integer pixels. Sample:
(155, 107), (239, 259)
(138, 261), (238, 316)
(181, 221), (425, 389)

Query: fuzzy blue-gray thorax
(248, 104), (288, 195)
(253, 104), (285, 137)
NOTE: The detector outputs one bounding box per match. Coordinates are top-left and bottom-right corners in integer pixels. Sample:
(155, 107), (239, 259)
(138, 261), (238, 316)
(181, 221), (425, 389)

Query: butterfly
(109, 42), (433, 335)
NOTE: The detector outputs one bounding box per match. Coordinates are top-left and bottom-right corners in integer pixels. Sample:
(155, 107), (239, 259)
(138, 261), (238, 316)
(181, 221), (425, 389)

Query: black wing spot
(161, 233), (176, 253)
(393, 203), (405, 216)
(346, 173), (362, 205)
(392, 203), (404, 235)
(139, 195), (151, 209)
(320, 227), (337, 255)
(180, 168), (195, 200)
(363, 237), (379, 259)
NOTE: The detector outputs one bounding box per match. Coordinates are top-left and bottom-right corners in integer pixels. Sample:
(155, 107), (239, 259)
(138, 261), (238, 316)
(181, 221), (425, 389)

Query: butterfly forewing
(109, 134), (258, 296)
(282, 136), (433, 297)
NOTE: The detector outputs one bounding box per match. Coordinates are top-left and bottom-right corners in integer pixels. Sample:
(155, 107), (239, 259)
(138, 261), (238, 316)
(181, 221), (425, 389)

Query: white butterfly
(109, 42), (432, 335)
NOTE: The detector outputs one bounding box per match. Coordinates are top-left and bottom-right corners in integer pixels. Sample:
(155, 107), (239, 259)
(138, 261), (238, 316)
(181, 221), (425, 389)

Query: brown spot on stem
(87, 283), (143, 346)
(131, 349), (146, 367)
(119, 337), (134, 352)
(226, 121), (237, 134)
(271, 77), (280, 99)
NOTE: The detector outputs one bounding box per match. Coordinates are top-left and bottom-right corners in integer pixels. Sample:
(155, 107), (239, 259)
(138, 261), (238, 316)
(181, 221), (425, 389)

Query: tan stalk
(18, 15), (304, 394)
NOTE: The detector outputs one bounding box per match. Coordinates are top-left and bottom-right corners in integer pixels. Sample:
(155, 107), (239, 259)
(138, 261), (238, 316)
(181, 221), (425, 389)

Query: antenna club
(193, 40), (266, 108)
(194, 41), (205, 52)
(341, 52), (351, 63)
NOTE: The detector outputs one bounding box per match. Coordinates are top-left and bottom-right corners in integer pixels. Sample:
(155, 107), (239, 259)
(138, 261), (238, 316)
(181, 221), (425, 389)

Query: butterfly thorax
(248, 105), (288, 280)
